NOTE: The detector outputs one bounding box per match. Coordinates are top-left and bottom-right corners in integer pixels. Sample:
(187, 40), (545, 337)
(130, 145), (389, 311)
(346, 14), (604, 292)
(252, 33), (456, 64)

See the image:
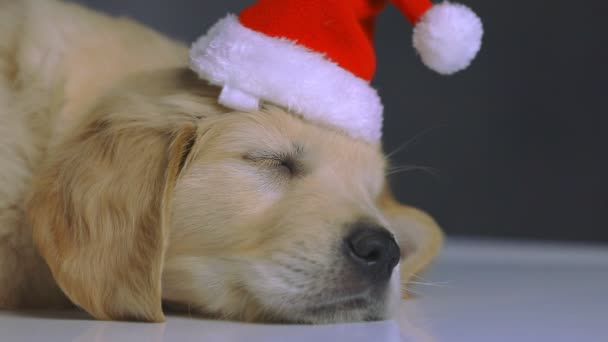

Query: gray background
(72, 0), (608, 242)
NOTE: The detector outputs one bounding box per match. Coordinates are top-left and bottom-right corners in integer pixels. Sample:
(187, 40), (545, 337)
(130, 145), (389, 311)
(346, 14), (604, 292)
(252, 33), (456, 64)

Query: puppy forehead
(207, 109), (386, 163)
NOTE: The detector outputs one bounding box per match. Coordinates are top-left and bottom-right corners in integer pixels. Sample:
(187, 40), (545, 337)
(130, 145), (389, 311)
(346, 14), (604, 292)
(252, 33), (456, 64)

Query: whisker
(409, 273), (435, 282)
(404, 281), (449, 288)
(401, 287), (422, 297)
(385, 124), (447, 159)
(409, 274), (451, 285)
(385, 165), (440, 178)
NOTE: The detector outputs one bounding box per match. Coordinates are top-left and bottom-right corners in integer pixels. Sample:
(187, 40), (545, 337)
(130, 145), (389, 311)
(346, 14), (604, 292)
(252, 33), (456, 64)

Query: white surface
(1, 239), (607, 341)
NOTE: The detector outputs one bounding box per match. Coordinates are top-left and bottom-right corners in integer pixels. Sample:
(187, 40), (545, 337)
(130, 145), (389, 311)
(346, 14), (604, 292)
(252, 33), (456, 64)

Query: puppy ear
(378, 188), (444, 292)
(25, 115), (197, 322)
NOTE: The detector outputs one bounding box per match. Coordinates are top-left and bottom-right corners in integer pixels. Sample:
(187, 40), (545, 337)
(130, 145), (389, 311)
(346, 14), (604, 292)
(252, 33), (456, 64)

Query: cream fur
(0, 0), (443, 324)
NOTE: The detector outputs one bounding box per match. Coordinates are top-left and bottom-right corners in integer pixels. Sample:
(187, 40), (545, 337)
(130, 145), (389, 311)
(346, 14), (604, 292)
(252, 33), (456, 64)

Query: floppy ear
(378, 188), (444, 295)
(25, 114), (197, 321)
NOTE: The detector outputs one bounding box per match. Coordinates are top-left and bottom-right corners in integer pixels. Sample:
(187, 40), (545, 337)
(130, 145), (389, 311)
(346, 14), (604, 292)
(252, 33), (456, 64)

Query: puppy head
(26, 69), (442, 323)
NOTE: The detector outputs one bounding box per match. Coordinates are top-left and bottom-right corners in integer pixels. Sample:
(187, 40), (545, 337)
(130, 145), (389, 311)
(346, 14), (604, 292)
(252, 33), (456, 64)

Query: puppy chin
(257, 276), (402, 324)
(239, 259), (402, 324)
(281, 294), (396, 324)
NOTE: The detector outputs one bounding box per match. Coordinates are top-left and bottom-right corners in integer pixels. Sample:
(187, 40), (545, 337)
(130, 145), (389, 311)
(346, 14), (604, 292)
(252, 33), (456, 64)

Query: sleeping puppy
(0, 0), (443, 323)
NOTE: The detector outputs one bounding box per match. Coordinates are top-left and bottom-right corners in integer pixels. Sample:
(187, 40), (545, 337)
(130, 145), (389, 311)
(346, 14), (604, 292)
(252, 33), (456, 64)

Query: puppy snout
(345, 223), (400, 283)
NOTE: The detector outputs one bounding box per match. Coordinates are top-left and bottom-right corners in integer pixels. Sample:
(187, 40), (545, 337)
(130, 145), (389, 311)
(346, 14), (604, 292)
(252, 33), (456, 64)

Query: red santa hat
(190, 0), (483, 143)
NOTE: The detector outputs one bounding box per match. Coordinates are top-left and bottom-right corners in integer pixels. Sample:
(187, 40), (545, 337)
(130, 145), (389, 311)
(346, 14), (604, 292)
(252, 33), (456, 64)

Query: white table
(1, 239), (606, 341)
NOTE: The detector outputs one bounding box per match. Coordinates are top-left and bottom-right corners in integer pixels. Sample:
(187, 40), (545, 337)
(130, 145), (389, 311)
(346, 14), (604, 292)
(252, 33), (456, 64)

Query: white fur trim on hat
(413, 2), (483, 75)
(190, 15), (383, 143)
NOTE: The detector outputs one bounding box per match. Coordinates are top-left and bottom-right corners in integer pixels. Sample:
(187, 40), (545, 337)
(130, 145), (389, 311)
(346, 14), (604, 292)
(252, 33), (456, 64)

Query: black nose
(345, 224), (401, 283)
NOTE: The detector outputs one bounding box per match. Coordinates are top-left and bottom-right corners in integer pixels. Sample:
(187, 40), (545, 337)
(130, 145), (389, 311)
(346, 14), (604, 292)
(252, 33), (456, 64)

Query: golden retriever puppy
(0, 0), (442, 323)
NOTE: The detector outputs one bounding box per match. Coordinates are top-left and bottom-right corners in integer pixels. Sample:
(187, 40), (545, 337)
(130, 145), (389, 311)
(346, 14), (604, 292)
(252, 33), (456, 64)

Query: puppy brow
(244, 143), (304, 161)
(243, 143), (306, 176)
(293, 143), (304, 155)
(244, 150), (282, 161)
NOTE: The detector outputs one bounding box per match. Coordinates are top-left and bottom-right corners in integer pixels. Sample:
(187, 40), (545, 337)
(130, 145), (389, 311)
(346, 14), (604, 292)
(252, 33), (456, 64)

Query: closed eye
(243, 146), (304, 178)
(249, 155), (294, 175)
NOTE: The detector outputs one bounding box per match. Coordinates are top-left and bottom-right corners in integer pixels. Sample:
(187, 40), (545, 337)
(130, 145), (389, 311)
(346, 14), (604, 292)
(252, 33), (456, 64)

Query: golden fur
(0, 0), (443, 323)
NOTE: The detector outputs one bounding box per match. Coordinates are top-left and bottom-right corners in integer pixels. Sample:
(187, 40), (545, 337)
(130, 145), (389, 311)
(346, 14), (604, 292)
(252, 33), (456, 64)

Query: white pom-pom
(413, 2), (483, 75)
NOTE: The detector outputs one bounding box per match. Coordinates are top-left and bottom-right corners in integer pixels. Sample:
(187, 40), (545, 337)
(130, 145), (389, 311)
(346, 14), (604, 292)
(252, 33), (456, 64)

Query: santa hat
(190, 0), (483, 143)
